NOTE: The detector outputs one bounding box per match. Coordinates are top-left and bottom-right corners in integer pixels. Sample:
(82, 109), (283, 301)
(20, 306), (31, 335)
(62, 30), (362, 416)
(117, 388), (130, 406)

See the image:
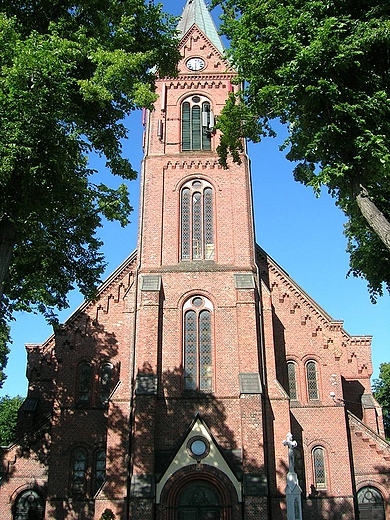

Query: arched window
(77, 362), (92, 405)
(99, 363), (113, 404)
(72, 448), (87, 494)
(13, 489), (45, 520)
(183, 296), (213, 392)
(181, 179), (214, 261)
(287, 361), (298, 400)
(306, 361), (319, 400)
(358, 487), (385, 520)
(182, 95), (213, 151)
(93, 449), (106, 494)
(312, 446), (327, 489)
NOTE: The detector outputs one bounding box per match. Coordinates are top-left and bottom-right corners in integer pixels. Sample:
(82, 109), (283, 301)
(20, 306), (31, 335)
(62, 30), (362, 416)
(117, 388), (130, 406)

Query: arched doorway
(13, 489), (45, 520)
(158, 466), (240, 520)
(357, 486), (385, 520)
(178, 481), (221, 520)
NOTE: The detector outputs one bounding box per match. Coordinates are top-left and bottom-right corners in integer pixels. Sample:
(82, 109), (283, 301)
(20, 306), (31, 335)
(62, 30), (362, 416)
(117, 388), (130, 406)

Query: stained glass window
(313, 447), (326, 489)
(184, 297), (213, 392)
(287, 362), (298, 400)
(184, 310), (198, 390)
(204, 188), (214, 258)
(193, 192), (202, 258)
(99, 363), (113, 404)
(72, 448), (87, 494)
(199, 310), (212, 391)
(180, 180), (214, 261)
(181, 96), (212, 151)
(306, 361), (319, 400)
(93, 450), (106, 494)
(358, 486), (384, 504)
(77, 363), (91, 404)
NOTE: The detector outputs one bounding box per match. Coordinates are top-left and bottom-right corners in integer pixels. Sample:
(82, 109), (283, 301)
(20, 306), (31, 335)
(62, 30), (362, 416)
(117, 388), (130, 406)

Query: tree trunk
(355, 183), (390, 252)
(0, 217), (16, 302)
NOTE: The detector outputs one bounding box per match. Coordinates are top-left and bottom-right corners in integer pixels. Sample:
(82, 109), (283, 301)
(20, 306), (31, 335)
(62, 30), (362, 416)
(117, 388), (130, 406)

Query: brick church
(1, 0), (390, 518)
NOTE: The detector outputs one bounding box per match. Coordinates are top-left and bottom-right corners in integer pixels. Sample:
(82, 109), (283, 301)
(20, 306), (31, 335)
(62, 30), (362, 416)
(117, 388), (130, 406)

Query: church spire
(177, 0), (225, 55)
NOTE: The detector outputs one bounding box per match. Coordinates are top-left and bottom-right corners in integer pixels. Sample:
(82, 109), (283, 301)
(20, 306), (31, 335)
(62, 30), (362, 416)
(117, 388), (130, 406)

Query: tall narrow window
(72, 448), (87, 494)
(306, 361), (319, 400)
(93, 449), (106, 494)
(99, 363), (113, 404)
(287, 361), (298, 400)
(294, 448), (305, 493)
(181, 180), (214, 260)
(77, 363), (92, 405)
(182, 95), (213, 151)
(184, 296), (213, 392)
(312, 447), (327, 489)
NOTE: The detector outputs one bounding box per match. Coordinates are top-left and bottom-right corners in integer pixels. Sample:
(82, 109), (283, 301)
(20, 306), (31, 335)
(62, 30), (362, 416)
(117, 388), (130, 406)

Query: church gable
(23, 251), (137, 425)
(178, 25), (229, 76)
(258, 246), (374, 415)
(155, 415), (241, 503)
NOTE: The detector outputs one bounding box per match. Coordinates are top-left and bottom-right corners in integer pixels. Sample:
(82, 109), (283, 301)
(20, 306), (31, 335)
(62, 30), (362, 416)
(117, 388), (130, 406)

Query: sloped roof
(177, 0), (225, 55)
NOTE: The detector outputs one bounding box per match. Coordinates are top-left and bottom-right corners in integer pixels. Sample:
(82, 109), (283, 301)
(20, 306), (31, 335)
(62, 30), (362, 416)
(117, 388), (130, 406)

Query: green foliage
(214, 0), (390, 299)
(0, 311), (10, 388)
(0, 1), (180, 372)
(0, 394), (23, 446)
(373, 363), (390, 438)
(100, 509), (116, 520)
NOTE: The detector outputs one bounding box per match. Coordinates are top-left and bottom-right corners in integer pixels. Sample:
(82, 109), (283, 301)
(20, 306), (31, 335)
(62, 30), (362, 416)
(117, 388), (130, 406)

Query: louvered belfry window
(182, 95), (212, 151)
(181, 180), (214, 260)
(184, 296), (213, 392)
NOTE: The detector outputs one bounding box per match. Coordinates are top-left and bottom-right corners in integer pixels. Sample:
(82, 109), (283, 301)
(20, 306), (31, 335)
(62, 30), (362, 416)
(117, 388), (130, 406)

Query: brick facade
(1, 1), (389, 519)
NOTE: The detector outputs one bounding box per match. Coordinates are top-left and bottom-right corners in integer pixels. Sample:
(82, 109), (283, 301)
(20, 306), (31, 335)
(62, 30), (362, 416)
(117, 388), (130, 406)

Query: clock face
(186, 57), (205, 71)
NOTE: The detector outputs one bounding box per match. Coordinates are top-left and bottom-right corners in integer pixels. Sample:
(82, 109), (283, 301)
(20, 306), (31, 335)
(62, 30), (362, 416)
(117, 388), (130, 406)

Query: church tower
(129, 0), (268, 517)
(2, 1), (390, 519)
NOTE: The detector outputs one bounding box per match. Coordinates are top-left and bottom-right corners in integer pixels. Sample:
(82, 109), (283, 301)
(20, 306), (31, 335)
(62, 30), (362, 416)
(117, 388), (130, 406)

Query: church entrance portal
(357, 487), (385, 520)
(178, 482), (221, 520)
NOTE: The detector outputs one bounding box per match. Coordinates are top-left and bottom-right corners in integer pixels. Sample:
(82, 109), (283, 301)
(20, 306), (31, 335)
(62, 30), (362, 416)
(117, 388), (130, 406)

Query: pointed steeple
(177, 0), (225, 55)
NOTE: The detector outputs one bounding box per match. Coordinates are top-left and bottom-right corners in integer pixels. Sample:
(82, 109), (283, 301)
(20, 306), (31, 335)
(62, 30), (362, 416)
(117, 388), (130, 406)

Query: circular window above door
(187, 436), (210, 460)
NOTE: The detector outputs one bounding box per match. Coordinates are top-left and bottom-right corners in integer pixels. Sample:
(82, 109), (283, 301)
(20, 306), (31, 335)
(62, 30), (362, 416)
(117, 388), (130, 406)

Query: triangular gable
(27, 250), (138, 354)
(178, 25), (231, 76)
(155, 414), (241, 503)
(177, 0), (225, 55)
(257, 244), (372, 345)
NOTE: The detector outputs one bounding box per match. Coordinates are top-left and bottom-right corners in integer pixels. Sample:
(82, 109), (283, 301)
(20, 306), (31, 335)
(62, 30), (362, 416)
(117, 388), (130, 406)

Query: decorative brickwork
(1, 1), (390, 519)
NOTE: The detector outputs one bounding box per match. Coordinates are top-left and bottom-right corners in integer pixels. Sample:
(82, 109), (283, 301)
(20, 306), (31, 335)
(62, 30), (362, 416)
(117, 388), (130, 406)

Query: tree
(0, 0), (180, 382)
(373, 363), (390, 438)
(213, 0), (390, 300)
(0, 395), (23, 446)
(100, 510), (116, 520)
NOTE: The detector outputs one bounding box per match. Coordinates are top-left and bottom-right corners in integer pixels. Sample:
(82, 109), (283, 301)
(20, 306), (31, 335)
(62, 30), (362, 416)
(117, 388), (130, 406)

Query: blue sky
(1, 0), (389, 397)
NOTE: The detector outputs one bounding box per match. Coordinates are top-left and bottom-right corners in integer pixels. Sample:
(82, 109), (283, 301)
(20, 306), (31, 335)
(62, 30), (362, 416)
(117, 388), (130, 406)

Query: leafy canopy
(0, 0), (180, 383)
(0, 394), (23, 446)
(373, 363), (390, 438)
(214, 0), (390, 300)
